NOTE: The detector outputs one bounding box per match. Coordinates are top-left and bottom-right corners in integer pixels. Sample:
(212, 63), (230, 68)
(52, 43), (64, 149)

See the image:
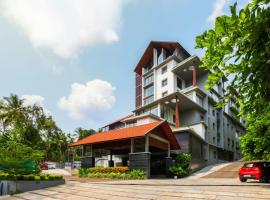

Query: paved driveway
(3, 178), (270, 200)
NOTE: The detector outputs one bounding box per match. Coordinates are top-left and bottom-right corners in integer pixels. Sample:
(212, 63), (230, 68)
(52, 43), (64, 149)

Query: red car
(239, 161), (270, 183)
(38, 162), (48, 170)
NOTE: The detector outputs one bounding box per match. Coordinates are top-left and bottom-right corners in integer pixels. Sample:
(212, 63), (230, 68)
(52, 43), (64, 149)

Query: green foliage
(169, 154), (192, 178)
(196, 0), (270, 115)
(240, 108), (270, 161)
(0, 172), (63, 181)
(75, 127), (96, 140)
(0, 94), (71, 163)
(0, 140), (43, 176)
(196, 0), (270, 161)
(78, 167), (144, 179)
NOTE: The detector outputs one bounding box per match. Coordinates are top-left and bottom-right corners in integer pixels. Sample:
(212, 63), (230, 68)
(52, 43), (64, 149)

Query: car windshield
(244, 163), (257, 168)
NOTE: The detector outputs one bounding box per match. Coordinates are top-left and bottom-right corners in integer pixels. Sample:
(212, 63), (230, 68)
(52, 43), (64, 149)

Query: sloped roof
(134, 41), (190, 74)
(102, 114), (134, 128)
(69, 121), (180, 149)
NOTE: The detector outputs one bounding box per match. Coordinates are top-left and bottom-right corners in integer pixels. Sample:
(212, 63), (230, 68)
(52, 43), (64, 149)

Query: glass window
(144, 74), (154, 85)
(177, 77), (182, 89)
(144, 96), (154, 105)
(144, 85), (154, 97)
(213, 122), (215, 130)
(212, 109), (215, 116)
(161, 66), (167, 74)
(162, 79), (168, 87)
(162, 91), (168, 97)
(196, 94), (203, 106)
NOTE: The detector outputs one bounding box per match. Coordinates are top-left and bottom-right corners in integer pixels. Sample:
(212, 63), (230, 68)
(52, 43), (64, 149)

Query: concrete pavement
(2, 178), (270, 200)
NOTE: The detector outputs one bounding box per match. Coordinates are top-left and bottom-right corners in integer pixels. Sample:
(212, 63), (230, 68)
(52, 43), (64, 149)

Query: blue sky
(0, 0), (247, 133)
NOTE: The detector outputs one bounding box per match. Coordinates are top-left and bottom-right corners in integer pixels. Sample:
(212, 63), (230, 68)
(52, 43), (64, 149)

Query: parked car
(239, 161), (270, 183)
(46, 162), (56, 169)
(72, 161), (81, 169)
(38, 162), (48, 170)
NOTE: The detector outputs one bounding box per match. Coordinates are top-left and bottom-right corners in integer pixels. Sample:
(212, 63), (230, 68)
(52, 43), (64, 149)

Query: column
(175, 96), (180, 128)
(108, 150), (114, 167)
(193, 65), (197, 86)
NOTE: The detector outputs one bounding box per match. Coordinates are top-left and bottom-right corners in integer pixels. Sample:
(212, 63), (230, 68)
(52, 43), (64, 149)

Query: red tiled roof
(69, 121), (180, 149)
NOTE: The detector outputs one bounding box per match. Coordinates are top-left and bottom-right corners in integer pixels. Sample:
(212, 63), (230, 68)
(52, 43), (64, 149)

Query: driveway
(2, 178), (270, 200)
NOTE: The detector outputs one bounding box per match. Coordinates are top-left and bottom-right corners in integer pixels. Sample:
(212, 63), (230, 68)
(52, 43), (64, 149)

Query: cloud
(22, 94), (44, 107)
(21, 94), (50, 114)
(208, 0), (227, 23)
(0, 0), (124, 58)
(57, 79), (116, 121)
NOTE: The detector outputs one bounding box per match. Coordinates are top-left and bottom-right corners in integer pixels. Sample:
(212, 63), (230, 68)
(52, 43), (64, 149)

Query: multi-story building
(71, 41), (245, 177)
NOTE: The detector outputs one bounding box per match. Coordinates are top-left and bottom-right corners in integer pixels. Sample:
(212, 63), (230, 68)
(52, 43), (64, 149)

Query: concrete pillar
(175, 96), (180, 128)
(153, 48), (158, 66)
(165, 157), (172, 178)
(129, 152), (151, 178)
(145, 135), (149, 152)
(193, 65), (197, 86)
(131, 138), (134, 153)
(108, 150), (114, 167)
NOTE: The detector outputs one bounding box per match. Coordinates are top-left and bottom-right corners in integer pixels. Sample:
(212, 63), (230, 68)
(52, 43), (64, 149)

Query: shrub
(89, 166), (129, 174)
(0, 172), (63, 181)
(86, 171), (144, 179)
(169, 153), (192, 178)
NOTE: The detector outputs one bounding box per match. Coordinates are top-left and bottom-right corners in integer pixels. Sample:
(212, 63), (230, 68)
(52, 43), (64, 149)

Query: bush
(169, 153), (192, 178)
(0, 172), (63, 181)
(78, 167), (144, 179)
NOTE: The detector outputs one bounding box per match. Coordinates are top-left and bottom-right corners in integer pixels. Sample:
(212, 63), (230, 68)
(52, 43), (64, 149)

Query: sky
(0, 0), (248, 133)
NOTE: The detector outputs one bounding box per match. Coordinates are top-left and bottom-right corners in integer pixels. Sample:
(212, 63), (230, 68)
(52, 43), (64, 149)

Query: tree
(196, 0), (270, 115)
(0, 94), (70, 162)
(240, 109), (270, 160)
(195, 0), (270, 160)
(75, 127), (96, 140)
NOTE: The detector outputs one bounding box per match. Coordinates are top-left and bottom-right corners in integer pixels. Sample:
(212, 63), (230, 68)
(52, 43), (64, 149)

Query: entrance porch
(69, 121), (180, 178)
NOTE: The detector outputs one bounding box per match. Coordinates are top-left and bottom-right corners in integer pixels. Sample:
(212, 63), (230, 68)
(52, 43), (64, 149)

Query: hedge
(78, 167), (144, 179)
(0, 172), (63, 181)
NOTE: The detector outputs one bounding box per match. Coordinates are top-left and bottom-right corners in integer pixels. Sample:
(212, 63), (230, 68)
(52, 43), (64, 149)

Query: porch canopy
(69, 121), (180, 151)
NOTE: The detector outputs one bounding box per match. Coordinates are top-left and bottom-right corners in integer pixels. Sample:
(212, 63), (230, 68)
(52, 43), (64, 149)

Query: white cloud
(208, 0), (227, 23)
(57, 79), (116, 121)
(22, 94), (44, 107)
(0, 0), (124, 58)
(21, 94), (50, 114)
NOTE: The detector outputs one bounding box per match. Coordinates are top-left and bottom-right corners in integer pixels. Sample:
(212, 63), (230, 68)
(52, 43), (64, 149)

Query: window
(212, 109), (215, 116)
(200, 115), (204, 121)
(162, 79), (168, 87)
(161, 66), (167, 74)
(144, 96), (154, 105)
(212, 122), (215, 130)
(213, 137), (216, 144)
(144, 74), (154, 85)
(196, 94), (203, 106)
(143, 65), (152, 74)
(144, 85), (154, 97)
(162, 91), (168, 97)
(177, 77), (182, 89)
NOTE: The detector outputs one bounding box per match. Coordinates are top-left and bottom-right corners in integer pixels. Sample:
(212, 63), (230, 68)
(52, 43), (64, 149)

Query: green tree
(75, 127), (96, 140)
(196, 0), (270, 114)
(0, 94), (70, 162)
(195, 0), (270, 160)
(240, 109), (270, 160)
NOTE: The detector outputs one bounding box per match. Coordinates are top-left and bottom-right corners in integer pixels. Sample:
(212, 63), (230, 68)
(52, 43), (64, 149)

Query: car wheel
(240, 178), (247, 182)
(259, 176), (269, 183)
